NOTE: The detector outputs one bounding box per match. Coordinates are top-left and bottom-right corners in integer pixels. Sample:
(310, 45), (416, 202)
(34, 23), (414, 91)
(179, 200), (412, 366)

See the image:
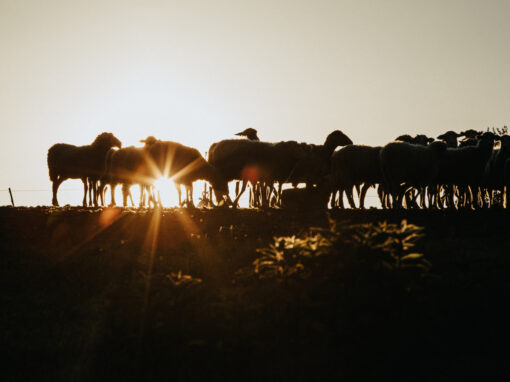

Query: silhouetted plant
(486, 125), (508, 136)
(250, 218), (430, 281)
(339, 219), (430, 272)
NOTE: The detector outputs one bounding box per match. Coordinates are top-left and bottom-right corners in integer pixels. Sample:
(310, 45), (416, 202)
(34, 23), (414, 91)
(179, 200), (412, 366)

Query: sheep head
(499, 135), (510, 150)
(413, 134), (434, 146)
(207, 170), (229, 206)
(324, 130), (353, 149)
(479, 132), (496, 148)
(460, 129), (481, 139)
(93, 132), (122, 150)
(140, 136), (158, 147)
(437, 131), (460, 147)
(395, 134), (413, 143)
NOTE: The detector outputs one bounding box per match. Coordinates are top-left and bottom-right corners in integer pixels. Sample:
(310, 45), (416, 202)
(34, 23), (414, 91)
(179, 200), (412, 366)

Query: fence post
(8, 187), (15, 207)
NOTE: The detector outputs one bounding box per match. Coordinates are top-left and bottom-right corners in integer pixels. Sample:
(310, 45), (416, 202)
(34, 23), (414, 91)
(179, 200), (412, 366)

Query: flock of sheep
(47, 127), (510, 210)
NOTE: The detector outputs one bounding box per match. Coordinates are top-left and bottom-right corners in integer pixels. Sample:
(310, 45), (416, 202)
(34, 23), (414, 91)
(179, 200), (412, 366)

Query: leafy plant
(250, 218), (430, 281)
(339, 219), (430, 272)
(253, 233), (333, 278)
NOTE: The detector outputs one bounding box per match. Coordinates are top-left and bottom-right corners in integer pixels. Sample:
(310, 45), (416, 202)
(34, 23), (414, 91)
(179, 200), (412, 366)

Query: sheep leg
(276, 183), (283, 207)
(376, 184), (386, 209)
(232, 181), (248, 208)
(187, 184), (194, 207)
(337, 188), (345, 209)
(269, 183), (279, 207)
(249, 182), (258, 208)
(346, 186), (357, 209)
(175, 184), (183, 207)
(81, 178), (88, 207)
(255, 182), (263, 207)
(92, 179), (100, 207)
(109, 184), (117, 206)
(128, 187), (134, 207)
(89, 179), (96, 207)
(260, 183), (269, 208)
(121, 184), (128, 207)
(98, 182), (106, 206)
(359, 183), (372, 209)
(51, 176), (64, 206)
(329, 190), (337, 209)
(426, 186), (435, 209)
(86, 179), (92, 206)
(419, 187), (425, 209)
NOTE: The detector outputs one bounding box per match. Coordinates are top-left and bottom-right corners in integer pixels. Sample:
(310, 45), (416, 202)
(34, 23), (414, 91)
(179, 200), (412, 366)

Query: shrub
(249, 218), (430, 283)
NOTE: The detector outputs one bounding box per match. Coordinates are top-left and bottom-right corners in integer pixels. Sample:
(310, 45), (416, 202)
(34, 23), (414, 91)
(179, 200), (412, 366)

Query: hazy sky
(1, 0), (509, 205)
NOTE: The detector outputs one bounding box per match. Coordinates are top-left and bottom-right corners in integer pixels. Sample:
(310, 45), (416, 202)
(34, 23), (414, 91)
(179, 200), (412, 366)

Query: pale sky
(1, 0), (509, 205)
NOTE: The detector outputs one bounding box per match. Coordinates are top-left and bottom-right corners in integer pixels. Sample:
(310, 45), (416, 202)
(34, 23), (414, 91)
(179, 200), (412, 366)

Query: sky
(1, 0), (509, 206)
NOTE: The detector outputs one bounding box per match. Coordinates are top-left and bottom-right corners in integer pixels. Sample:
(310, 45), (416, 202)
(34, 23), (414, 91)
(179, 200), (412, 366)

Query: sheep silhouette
(47, 132), (122, 206)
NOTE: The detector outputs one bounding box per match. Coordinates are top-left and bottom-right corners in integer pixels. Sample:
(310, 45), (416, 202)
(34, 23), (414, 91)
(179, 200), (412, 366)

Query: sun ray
(138, 207), (162, 344)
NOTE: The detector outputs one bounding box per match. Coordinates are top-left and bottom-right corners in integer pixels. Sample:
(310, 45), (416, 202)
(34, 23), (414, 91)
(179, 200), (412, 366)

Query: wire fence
(1, 186), (383, 208)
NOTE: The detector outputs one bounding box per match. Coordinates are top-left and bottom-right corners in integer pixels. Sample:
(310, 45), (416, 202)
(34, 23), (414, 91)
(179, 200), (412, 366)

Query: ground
(1, 206), (510, 381)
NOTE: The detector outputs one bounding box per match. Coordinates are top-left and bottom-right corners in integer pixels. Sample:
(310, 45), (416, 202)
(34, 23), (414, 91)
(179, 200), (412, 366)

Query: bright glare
(153, 178), (178, 207)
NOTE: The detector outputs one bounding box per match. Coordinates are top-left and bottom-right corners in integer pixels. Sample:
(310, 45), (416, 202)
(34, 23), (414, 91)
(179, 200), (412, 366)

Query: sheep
(287, 130), (353, 187)
(47, 132), (122, 207)
(435, 132), (495, 209)
(504, 158), (510, 208)
(102, 145), (158, 207)
(147, 140), (228, 206)
(395, 134), (433, 146)
(208, 130), (352, 207)
(330, 145), (383, 209)
(437, 131), (460, 148)
(395, 134), (413, 143)
(483, 135), (510, 207)
(380, 140), (447, 208)
(413, 134), (435, 146)
(393, 134), (435, 208)
(208, 138), (309, 207)
(431, 131), (462, 208)
(232, 128), (266, 207)
(460, 129), (481, 139)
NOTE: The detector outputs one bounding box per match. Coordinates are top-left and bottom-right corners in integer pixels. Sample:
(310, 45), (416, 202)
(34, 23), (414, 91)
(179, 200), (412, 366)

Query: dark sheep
(102, 145), (157, 207)
(330, 144), (383, 209)
(47, 132), (122, 206)
(208, 130), (352, 207)
(148, 140), (228, 206)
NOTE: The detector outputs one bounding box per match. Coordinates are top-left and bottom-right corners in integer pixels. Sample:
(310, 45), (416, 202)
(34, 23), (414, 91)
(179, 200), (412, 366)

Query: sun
(153, 177), (179, 207)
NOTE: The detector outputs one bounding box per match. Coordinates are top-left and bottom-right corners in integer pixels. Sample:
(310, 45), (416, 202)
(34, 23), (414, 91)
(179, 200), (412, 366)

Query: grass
(1, 206), (510, 380)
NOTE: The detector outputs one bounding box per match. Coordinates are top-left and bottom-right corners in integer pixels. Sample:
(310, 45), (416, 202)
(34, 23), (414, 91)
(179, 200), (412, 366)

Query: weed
(250, 218), (430, 281)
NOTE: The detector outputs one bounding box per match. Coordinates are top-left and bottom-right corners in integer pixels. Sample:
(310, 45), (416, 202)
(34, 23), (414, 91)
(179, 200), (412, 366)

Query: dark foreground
(1, 206), (510, 381)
